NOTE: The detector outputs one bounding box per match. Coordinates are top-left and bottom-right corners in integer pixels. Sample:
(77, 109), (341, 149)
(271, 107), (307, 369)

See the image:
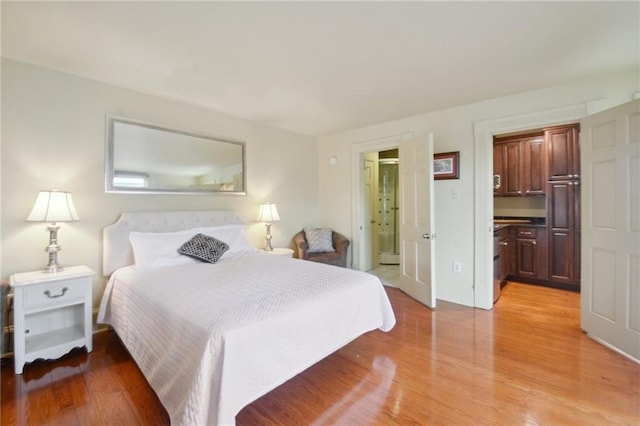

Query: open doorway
(492, 124), (580, 306)
(351, 134), (406, 272)
(350, 133), (408, 280)
(378, 149), (400, 266)
(353, 132), (437, 308)
(369, 149), (402, 287)
(473, 103), (587, 309)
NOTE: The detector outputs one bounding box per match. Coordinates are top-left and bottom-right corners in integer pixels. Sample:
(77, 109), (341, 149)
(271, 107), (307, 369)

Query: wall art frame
(433, 151), (460, 180)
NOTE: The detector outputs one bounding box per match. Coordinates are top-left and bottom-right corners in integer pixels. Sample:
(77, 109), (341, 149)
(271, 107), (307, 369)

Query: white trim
(473, 103), (587, 309)
(587, 333), (640, 364)
(351, 133), (412, 271)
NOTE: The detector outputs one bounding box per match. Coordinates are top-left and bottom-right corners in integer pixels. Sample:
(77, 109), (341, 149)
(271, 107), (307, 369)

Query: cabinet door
(494, 134), (544, 197)
(546, 125), (579, 181)
(502, 141), (522, 196)
(493, 144), (503, 196)
(513, 227), (547, 280)
(523, 137), (546, 195)
(547, 181), (577, 284)
(515, 238), (537, 278)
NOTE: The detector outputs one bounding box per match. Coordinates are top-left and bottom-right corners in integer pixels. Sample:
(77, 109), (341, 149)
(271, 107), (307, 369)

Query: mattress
(98, 252), (395, 425)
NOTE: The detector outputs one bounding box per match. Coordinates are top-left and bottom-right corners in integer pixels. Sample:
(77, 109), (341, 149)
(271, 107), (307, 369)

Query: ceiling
(2, 1), (638, 136)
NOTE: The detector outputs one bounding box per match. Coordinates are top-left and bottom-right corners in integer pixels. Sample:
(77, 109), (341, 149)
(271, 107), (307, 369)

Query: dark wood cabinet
(503, 141), (523, 196)
(546, 125), (580, 181)
(513, 226), (547, 280)
(493, 123), (580, 290)
(493, 141), (523, 196)
(523, 137), (546, 195)
(493, 144), (503, 196)
(545, 123), (580, 288)
(494, 134), (545, 197)
(547, 181), (579, 286)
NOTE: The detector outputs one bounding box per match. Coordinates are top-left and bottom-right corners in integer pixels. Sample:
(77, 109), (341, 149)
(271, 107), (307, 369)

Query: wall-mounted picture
(433, 151), (460, 180)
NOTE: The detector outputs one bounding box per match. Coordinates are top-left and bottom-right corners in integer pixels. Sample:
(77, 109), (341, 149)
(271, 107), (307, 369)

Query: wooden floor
(2, 282), (639, 425)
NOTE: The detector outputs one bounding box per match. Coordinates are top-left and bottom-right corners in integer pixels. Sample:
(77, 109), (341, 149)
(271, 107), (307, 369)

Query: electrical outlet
(453, 261), (462, 273)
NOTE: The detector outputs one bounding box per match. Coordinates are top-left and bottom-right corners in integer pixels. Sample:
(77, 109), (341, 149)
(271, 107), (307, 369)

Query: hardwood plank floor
(2, 282), (638, 425)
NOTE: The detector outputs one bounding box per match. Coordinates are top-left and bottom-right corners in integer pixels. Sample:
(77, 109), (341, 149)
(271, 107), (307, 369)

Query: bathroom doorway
(368, 148), (402, 287)
(377, 149), (400, 265)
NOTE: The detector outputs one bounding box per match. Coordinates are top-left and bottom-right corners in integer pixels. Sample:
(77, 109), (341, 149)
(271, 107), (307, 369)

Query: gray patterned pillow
(304, 227), (335, 253)
(178, 233), (229, 263)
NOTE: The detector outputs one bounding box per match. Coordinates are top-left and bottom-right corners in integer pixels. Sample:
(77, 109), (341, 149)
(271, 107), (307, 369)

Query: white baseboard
(586, 333), (640, 365)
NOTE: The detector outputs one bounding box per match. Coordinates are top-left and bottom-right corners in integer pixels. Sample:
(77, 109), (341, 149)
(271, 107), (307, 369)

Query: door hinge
(423, 233), (437, 240)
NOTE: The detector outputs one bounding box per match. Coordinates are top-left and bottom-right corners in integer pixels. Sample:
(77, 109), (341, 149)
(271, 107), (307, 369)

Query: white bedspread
(98, 253), (395, 425)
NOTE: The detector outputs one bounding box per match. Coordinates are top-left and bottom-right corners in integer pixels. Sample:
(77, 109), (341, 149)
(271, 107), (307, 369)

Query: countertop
(493, 217), (546, 232)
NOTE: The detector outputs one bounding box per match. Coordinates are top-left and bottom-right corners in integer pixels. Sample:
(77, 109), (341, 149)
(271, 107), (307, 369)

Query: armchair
(293, 229), (350, 268)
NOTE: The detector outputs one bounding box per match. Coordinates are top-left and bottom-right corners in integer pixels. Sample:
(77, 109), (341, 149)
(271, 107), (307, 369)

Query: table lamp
(26, 189), (80, 273)
(257, 202), (280, 251)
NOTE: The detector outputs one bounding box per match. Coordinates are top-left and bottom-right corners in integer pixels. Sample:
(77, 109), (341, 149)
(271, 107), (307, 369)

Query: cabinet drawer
(516, 228), (537, 239)
(23, 278), (86, 309)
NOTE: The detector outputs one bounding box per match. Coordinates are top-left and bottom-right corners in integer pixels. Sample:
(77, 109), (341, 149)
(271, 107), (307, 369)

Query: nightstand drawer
(23, 278), (86, 309)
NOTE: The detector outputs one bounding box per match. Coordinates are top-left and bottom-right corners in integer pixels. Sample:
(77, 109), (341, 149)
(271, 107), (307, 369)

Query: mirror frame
(105, 115), (246, 195)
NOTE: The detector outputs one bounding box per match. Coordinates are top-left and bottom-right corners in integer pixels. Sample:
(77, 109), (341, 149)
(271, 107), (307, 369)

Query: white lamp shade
(26, 190), (80, 222)
(257, 202), (280, 222)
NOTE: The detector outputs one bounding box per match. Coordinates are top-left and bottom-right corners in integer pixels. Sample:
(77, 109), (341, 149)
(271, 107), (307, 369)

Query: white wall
(318, 68), (638, 306)
(1, 59), (319, 306)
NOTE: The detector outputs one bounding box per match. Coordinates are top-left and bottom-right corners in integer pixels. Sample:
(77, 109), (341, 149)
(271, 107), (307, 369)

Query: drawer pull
(44, 287), (68, 299)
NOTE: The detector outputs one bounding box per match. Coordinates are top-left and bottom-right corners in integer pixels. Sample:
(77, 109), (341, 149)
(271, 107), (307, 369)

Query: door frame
(363, 153), (380, 271)
(473, 103), (587, 309)
(351, 132), (413, 271)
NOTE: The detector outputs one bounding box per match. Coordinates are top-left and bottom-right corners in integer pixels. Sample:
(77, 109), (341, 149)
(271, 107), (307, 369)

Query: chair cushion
(304, 227), (335, 253)
(308, 252), (343, 267)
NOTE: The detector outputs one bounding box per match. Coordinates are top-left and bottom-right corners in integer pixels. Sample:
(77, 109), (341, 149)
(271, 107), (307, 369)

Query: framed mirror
(105, 115), (246, 194)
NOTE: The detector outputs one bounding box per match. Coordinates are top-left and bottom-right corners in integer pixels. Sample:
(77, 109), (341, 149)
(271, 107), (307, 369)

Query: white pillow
(129, 229), (200, 268)
(129, 225), (257, 267)
(198, 225), (258, 259)
(304, 227), (335, 253)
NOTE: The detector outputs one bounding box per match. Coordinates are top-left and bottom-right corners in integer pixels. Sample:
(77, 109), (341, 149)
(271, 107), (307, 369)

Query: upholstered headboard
(103, 210), (244, 276)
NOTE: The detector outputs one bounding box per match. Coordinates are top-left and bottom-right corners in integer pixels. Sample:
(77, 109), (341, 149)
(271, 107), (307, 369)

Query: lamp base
(264, 223), (274, 251)
(42, 223), (64, 274)
(43, 265), (64, 274)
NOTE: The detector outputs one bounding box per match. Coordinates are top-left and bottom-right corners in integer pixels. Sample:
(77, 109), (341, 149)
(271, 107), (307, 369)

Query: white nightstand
(10, 265), (94, 374)
(261, 248), (294, 257)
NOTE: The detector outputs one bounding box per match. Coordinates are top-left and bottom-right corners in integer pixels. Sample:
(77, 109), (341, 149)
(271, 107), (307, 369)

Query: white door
(398, 133), (436, 308)
(363, 154), (378, 271)
(581, 99), (640, 361)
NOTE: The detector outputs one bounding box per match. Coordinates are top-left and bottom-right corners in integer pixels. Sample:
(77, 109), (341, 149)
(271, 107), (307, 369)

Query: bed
(97, 211), (396, 425)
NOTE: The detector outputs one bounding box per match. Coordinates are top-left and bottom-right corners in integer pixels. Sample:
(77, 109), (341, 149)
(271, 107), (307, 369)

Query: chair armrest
(332, 232), (351, 255)
(293, 231), (308, 259)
